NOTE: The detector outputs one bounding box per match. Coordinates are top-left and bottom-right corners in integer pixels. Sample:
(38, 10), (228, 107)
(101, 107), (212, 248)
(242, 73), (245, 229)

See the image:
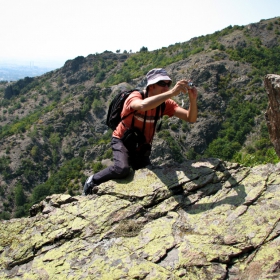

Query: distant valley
(0, 56), (66, 81)
(0, 64), (57, 81)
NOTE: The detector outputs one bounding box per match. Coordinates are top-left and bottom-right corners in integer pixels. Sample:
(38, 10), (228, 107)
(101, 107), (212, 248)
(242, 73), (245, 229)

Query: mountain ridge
(0, 16), (280, 218)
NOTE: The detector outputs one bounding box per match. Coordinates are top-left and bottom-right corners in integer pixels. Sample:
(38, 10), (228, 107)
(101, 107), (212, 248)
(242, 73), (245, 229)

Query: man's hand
(172, 80), (198, 123)
(171, 80), (197, 99)
(188, 85), (198, 102)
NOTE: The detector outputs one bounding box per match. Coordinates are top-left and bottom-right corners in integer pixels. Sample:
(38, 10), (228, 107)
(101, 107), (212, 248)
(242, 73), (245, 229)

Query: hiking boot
(83, 175), (98, 196)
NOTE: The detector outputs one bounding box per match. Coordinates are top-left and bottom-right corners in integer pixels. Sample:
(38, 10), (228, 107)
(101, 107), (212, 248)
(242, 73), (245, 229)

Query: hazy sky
(1, 0), (279, 68)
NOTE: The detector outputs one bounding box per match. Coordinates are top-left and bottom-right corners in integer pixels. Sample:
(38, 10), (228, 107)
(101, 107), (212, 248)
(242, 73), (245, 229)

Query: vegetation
(157, 130), (184, 163)
(1, 17), (280, 219)
(204, 93), (260, 160)
(31, 157), (85, 204)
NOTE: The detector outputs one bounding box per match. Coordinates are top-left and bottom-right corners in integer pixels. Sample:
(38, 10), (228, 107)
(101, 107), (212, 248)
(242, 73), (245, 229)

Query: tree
(15, 184), (26, 206)
(32, 184), (50, 204)
(30, 145), (39, 159)
(49, 133), (61, 148)
(140, 46), (148, 52)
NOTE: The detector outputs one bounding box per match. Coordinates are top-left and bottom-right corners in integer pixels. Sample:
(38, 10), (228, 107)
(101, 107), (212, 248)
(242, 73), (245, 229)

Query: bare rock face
(1, 158), (280, 279)
(265, 74), (280, 158)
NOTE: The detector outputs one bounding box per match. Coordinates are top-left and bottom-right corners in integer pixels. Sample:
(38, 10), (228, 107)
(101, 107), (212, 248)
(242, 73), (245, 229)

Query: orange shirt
(113, 91), (179, 144)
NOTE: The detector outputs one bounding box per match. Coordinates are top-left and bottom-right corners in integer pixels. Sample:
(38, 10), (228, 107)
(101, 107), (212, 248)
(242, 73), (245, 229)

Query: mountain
(1, 158), (280, 279)
(0, 17), (280, 219)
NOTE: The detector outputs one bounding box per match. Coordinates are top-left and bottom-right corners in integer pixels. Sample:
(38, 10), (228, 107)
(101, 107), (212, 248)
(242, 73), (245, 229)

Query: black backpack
(106, 89), (144, 130)
(106, 88), (165, 131)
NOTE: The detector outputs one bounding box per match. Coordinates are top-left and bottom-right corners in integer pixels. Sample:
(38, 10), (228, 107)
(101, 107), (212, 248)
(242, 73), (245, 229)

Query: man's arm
(174, 87), (198, 123)
(130, 90), (173, 111)
(130, 80), (193, 111)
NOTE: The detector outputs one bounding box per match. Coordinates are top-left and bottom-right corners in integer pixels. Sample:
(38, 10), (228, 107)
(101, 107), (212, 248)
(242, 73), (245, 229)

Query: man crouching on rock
(83, 68), (198, 195)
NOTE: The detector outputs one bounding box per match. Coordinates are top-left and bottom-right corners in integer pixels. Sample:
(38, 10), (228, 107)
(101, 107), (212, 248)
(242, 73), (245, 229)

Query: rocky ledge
(1, 158), (280, 279)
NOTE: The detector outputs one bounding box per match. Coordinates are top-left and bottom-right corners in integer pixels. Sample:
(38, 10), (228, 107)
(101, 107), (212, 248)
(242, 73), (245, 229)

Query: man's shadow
(147, 158), (248, 214)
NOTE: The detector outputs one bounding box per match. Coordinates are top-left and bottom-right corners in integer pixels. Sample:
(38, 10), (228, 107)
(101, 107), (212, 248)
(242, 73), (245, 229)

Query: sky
(1, 0), (280, 69)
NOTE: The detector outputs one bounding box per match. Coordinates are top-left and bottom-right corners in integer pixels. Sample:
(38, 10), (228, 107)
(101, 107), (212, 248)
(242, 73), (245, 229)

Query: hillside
(0, 17), (280, 219)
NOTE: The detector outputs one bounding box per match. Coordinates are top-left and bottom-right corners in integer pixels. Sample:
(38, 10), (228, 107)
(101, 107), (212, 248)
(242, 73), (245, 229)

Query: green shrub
(234, 148), (279, 167)
(14, 183), (26, 206)
(32, 184), (50, 204)
(49, 133), (61, 148)
(102, 149), (113, 159)
(158, 130), (184, 162)
(0, 156), (11, 179)
(92, 99), (103, 114)
(31, 157), (85, 204)
(92, 161), (105, 173)
(0, 211), (11, 220)
(170, 124), (179, 131)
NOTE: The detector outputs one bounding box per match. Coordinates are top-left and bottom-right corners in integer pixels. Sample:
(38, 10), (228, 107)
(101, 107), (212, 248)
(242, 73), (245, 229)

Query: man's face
(152, 80), (171, 94)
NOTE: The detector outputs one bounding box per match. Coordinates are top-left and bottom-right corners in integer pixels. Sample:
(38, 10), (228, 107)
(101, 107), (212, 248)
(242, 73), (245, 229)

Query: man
(83, 68), (198, 195)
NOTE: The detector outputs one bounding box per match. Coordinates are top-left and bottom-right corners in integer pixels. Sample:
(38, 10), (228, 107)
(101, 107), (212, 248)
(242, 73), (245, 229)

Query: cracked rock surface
(1, 158), (280, 279)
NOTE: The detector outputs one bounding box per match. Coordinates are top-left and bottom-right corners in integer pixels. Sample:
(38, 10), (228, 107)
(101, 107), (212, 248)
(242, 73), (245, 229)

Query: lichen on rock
(1, 158), (280, 279)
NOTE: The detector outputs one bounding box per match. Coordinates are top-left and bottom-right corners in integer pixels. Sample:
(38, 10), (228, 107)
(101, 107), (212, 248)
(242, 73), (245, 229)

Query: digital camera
(188, 82), (195, 89)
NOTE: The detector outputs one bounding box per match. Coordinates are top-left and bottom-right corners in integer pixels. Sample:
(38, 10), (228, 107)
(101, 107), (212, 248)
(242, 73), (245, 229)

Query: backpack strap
(150, 102), (165, 143)
(122, 90), (165, 143)
(129, 91), (147, 130)
(156, 102), (166, 132)
(121, 90), (144, 128)
(141, 90), (148, 133)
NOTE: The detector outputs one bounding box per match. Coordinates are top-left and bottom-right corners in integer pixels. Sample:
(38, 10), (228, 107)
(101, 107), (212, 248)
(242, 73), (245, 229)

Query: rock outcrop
(1, 158), (280, 279)
(265, 74), (280, 158)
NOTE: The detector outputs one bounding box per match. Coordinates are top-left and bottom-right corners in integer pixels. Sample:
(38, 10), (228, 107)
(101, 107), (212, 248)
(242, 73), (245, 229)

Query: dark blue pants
(93, 137), (131, 184)
(93, 137), (150, 185)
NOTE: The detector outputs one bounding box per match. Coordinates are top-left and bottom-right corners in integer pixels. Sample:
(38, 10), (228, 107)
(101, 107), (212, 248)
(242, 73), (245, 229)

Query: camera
(188, 82), (195, 89)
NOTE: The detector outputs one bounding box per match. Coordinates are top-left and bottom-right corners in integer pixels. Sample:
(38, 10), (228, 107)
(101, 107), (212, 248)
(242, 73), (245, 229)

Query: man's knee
(114, 165), (130, 178)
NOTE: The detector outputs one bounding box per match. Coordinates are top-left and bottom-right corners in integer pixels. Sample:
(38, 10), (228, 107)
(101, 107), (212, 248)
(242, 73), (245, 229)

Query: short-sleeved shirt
(113, 91), (179, 144)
